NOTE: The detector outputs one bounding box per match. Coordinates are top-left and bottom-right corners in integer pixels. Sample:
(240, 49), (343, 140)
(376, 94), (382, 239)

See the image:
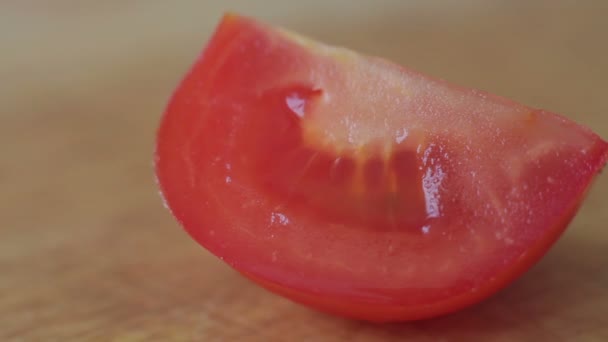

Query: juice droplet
(282, 85), (322, 120)
(286, 93), (306, 118)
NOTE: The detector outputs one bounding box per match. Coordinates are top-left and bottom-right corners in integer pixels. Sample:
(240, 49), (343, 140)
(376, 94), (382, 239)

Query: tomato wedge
(155, 13), (607, 321)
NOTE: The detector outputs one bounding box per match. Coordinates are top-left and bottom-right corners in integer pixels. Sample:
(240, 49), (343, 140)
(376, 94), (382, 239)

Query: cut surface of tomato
(155, 13), (608, 321)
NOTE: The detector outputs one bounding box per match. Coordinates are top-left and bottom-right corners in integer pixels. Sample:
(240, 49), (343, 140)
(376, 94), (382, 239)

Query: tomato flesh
(155, 14), (608, 321)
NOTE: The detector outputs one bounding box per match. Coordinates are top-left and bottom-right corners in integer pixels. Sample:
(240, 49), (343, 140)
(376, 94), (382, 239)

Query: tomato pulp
(155, 14), (607, 321)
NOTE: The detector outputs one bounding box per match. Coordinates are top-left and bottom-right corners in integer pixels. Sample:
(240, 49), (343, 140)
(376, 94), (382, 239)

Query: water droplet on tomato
(421, 144), (447, 219)
(421, 225), (431, 234)
(422, 165), (445, 219)
(395, 127), (408, 144)
(286, 92), (306, 118)
(271, 212), (290, 226)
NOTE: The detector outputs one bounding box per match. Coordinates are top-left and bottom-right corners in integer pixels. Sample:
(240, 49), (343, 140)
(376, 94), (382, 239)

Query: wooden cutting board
(2, 1), (607, 340)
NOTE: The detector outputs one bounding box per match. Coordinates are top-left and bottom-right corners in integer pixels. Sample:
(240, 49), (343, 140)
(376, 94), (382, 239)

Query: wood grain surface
(2, 1), (607, 341)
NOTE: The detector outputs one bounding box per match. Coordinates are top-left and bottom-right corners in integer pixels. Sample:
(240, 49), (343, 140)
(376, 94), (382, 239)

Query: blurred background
(1, 1), (607, 340)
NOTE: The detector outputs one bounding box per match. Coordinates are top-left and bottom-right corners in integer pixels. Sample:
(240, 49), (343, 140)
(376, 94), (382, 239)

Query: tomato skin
(155, 13), (608, 321)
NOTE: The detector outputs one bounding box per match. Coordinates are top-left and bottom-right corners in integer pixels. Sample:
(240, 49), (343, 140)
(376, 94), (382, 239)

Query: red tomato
(155, 14), (607, 321)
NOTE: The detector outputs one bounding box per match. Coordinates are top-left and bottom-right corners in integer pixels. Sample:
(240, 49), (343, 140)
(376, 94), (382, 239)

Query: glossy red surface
(155, 14), (608, 321)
